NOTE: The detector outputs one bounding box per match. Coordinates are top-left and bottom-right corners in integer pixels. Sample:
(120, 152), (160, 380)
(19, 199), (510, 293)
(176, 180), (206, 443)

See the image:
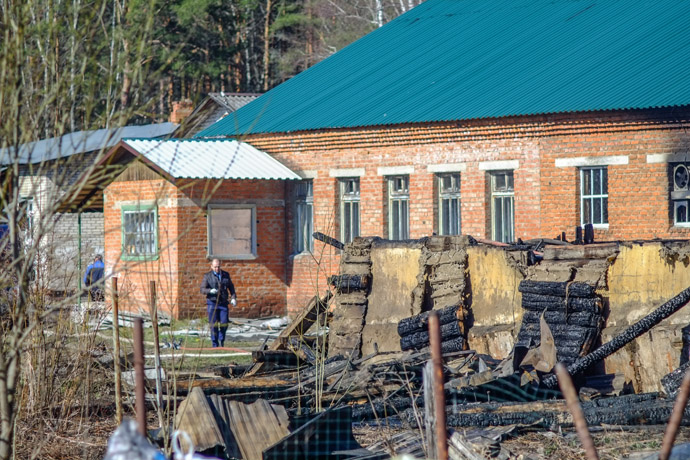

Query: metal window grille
(340, 178), (360, 244)
(123, 209), (157, 256)
(295, 181), (313, 253)
(438, 173), (461, 235)
(580, 167), (608, 226)
(490, 171), (514, 243)
(388, 175), (409, 240)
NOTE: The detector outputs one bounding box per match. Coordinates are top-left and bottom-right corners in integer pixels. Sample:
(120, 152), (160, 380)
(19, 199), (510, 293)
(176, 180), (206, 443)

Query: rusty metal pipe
(428, 311), (448, 460)
(659, 369), (690, 460)
(112, 277), (123, 424)
(133, 318), (146, 436)
(555, 364), (599, 460)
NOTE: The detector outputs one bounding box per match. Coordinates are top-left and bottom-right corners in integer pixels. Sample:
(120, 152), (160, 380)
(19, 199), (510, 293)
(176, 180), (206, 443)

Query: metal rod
(555, 364), (599, 460)
(428, 311), (448, 460)
(112, 277), (123, 424)
(133, 317), (146, 436)
(150, 280), (164, 422)
(659, 368), (690, 460)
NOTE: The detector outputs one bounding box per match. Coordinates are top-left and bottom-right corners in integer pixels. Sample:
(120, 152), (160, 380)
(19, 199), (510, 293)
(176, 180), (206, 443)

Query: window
(121, 205), (158, 260)
(438, 173), (461, 235)
(339, 178), (360, 244)
(295, 181), (313, 253)
(490, 171), (514, 243)
(208, 205), (256, 259)
(580, 167), (608, 227)
(671, 163), (690, 226)
(388, 175), (409, 240)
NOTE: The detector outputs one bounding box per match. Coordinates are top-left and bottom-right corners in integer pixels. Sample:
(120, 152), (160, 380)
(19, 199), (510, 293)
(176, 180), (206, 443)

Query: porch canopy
(59, 138), (301, 212)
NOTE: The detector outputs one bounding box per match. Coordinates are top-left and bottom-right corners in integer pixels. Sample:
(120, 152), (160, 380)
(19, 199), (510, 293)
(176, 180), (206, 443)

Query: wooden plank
(246, 292), (332, 376)
(174, 387), (225, 453)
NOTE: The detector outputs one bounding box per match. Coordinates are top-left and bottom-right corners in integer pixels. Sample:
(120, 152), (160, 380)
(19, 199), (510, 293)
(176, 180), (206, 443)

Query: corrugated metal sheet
(1, 122), (177, 165)
(197, 0), (690, 137)
(123, 138), (301, 180)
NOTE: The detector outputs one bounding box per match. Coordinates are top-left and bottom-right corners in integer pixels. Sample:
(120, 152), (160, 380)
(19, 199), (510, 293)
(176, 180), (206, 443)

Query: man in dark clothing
(84, 254), (105, 301)
(200, 258), (236, 347)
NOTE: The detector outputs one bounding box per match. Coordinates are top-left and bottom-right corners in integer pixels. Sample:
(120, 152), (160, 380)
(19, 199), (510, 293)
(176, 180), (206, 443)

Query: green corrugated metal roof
(198, 0), (690, 137)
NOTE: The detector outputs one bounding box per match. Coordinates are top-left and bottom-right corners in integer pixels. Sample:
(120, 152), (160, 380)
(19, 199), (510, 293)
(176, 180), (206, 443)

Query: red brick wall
(104, 179), (181, 317)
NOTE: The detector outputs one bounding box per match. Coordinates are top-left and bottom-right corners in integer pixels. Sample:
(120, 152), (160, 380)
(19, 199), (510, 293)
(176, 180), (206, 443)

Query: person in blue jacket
(200, 258), (236, 347)
(83, 254), (105, 301)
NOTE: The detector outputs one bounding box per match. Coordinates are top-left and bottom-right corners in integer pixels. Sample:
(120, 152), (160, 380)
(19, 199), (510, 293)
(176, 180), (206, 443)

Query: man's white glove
(209, 288), (217, 295)
(230, 298), (237, 306)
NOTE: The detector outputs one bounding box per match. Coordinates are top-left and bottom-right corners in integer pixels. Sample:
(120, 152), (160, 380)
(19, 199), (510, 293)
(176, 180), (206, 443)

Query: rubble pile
(112, 237), (690, 459)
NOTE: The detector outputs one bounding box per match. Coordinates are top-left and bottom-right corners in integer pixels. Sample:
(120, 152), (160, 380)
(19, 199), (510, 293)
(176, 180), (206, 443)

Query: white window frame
(490, 171), (514, 243)
(580, 167), (609, 228)
(294, 180), (313, 253)
(388, 175), (409, 240)
(339, 178), (360, 244)
(207, 204), (257, 260)
(438, 173), (461, 235)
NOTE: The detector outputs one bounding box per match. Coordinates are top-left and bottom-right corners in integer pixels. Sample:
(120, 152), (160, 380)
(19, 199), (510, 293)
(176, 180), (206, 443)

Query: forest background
(23, 0), (425, 141)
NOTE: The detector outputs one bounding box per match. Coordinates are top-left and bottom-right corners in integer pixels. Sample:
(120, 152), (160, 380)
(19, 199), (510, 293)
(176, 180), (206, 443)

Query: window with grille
(388, 175), (409, 240)
(121, 205), (158, 260)
(295, 180), (313, 253)
(438, 173), (461, 235)
(208, 205), (256, 259)
(580, 167), (608, 227)
(671, 163), (690, 226)
(490, 171), (514, 243)
(339, 178), (360, 244)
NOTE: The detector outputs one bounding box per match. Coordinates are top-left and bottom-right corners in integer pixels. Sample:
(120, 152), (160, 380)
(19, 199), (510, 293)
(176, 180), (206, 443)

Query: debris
(543, 285), (690, 388)
(245, 292), (331, 376)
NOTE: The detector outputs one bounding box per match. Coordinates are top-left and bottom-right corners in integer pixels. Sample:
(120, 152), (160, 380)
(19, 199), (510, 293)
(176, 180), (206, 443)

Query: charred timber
(519, 281), (596, 298)
(398, 304), (461, 337)
(521, 294), (602, 313)
(661, 361), (690, 399)
(400, 321), (464, 351)
(327, 274), (371, 293)
(520, 310), (603, 328)
(440, 393), (686, 429)
(543, 285), (690, 388)
(312, 232), (345, 250)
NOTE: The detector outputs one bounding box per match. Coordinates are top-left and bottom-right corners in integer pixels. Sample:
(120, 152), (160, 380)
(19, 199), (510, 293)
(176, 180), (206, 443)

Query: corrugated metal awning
(122, 138), (301, 180)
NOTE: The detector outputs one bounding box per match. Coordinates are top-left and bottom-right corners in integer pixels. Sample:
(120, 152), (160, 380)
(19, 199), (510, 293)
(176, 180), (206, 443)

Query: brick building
(104, 0), (690, 318)
(1, 122), (176, 295)
(100, 138), (300, 318)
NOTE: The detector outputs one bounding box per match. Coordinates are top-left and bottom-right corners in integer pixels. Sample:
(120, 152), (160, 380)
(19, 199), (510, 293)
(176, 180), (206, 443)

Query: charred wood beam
(398, 305), (462, 337)
(543, 285), (690, 388)
(662, 361), (690, 399)
(519, 281), (596, 298)
(252, 350), (302, 366)
(327, 274), (370, 293)
(521, 294), (602, 312)
(312, 232), (345, 250)
(400, 322), (464, 351)
(520, 310), (603, 328)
